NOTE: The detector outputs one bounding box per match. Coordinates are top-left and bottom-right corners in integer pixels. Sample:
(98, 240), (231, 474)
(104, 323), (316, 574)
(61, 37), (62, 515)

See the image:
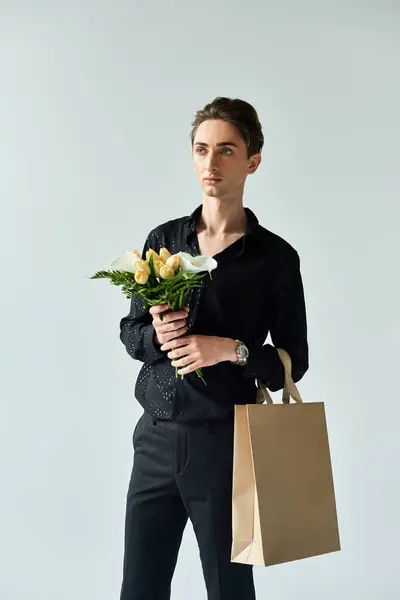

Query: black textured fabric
(119, 204), (309, 422)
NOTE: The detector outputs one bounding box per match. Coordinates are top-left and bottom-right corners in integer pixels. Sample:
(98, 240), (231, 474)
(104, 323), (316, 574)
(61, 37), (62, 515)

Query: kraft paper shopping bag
(231, 348), (341, 567)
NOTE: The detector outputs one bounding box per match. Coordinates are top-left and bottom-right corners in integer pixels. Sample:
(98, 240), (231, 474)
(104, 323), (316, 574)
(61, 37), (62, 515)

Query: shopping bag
(231, 348), (341, 567)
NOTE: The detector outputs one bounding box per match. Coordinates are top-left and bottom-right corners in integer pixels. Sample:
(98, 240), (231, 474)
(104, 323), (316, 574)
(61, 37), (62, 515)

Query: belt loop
(204, 420), (210, 434)
(152, 418), (157, 426)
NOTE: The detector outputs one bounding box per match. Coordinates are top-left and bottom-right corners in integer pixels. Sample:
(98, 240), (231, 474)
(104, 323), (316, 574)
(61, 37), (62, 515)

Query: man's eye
(195, 147), (232, 155)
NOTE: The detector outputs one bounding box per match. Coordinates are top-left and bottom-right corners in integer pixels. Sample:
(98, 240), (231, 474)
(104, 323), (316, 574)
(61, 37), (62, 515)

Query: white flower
(176, 251), (218, 274)
(105, 250), (141, 274)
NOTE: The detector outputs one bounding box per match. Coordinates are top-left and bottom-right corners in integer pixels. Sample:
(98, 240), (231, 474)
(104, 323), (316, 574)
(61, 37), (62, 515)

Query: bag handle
(256, 348), (304, 405)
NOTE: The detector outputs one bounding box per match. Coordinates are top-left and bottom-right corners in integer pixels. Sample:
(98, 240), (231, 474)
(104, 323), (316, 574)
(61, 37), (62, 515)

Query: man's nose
(205, 159), (218, 172)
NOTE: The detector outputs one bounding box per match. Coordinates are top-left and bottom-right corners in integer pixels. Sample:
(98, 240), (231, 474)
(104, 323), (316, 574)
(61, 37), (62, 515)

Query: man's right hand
(150, 304), (190, 347)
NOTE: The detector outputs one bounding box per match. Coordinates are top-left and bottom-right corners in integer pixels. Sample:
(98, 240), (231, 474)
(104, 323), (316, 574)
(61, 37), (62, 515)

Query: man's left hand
(160, 335), (238, 375)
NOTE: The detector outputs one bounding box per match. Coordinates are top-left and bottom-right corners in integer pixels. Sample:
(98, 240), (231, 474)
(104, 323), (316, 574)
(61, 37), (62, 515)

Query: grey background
(1, 1), (399, 599)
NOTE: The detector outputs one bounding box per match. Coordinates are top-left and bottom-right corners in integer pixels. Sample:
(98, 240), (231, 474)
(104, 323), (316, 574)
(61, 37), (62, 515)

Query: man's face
(192, 119), (261, 197)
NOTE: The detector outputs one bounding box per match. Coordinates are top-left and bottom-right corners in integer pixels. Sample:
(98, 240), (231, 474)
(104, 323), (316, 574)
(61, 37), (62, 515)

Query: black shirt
(119, 204), (309, 423)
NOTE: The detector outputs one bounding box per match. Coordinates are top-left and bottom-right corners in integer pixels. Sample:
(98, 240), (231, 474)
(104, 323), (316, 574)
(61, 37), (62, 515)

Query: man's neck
(197, 198), (248, 237)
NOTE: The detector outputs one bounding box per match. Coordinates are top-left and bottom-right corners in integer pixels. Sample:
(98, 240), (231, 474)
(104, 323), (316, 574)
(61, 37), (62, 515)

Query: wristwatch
(230, 339), (249, 366)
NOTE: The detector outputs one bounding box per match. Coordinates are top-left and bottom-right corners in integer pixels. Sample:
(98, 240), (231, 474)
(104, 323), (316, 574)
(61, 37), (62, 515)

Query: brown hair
(190, 96), (264, 159)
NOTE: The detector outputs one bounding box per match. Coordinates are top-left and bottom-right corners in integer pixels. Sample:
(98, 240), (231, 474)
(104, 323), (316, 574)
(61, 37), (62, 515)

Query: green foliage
(88, 267), (207, 315)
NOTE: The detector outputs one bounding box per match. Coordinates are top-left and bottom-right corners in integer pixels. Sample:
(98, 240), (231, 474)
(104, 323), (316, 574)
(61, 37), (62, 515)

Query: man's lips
(204, 177), (222, 183)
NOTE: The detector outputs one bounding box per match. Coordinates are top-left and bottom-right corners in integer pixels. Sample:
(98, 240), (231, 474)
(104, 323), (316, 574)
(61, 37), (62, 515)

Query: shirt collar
(183, 203), (259, 244)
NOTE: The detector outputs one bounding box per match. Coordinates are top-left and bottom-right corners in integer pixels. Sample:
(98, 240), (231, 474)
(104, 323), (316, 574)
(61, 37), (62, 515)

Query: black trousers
(119, 409), (256, 600)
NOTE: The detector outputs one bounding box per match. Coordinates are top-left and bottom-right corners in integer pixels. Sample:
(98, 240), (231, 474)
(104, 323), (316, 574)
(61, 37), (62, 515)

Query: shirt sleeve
(240, 249), (309, 391)
(119, 230), (166, 364)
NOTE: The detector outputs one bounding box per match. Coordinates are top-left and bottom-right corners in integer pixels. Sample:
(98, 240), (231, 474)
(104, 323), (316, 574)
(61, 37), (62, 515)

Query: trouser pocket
(132, 413), (145, 447)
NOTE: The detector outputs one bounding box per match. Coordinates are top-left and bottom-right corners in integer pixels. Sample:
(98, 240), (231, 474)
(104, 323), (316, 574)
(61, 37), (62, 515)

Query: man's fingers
(158, 328), (187, 346)
(157, 325), (188, 348)
(167, 325), (188, 339)
(154, 311), (188, 325)
(157, 319), (185, 333)
(149, 304), (169, 316)
(161, 334), (191, 350)
(150, 304), (189, 316)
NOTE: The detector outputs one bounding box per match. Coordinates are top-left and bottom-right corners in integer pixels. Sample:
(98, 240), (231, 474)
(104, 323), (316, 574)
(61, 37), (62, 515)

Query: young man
(119, 97), (309, 600)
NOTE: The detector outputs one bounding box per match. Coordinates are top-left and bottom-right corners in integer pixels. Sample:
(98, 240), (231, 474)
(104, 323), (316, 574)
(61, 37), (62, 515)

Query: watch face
(238, 343), (249, 359)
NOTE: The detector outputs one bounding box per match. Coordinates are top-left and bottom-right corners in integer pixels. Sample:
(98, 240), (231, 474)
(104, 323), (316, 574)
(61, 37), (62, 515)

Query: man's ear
(248, 153), (262, 173)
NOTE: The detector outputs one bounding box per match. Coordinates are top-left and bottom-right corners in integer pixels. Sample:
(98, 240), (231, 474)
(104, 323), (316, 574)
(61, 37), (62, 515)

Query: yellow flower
(165, 255), (180, 272)
(153, 259), (165, 278)
(135, 259), (150, 275)
(134, 270), (149, 284)
(159, 247), (172, 263)
(159, 264), (174, 279)
(146, 248), (160, 262)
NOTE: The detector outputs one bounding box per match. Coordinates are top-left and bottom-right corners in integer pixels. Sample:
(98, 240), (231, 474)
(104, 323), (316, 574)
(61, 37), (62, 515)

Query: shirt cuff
(240, 342), (285, 391)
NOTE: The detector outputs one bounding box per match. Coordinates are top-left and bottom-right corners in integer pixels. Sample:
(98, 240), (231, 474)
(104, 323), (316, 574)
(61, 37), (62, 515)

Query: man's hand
(150, 304), (190, 346)
(160, 335), (238, 375)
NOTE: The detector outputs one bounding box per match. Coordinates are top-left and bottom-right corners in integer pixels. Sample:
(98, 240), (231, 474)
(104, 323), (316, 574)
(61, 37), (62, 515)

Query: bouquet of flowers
(89, 246), (218, 384)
